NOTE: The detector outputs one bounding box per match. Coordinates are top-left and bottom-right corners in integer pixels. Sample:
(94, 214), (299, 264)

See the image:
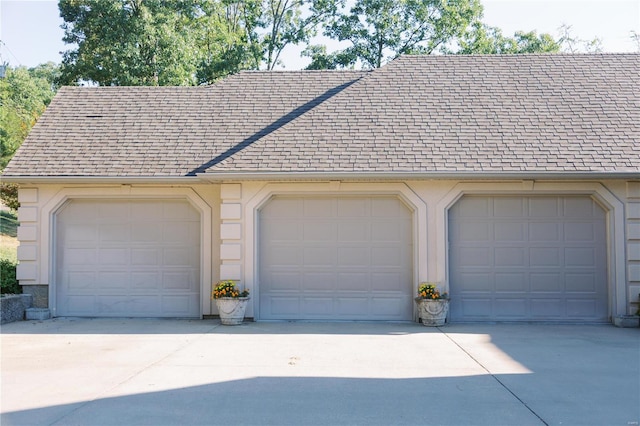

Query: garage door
(449, 196), (608, 322)
(55, 199), (201, 317)
(259, 196), (413, 320)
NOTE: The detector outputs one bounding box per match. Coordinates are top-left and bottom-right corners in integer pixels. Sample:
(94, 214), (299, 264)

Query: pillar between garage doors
(219, 183), (244, 291)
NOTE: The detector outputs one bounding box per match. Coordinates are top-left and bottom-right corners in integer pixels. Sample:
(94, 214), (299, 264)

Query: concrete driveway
(1, 319), (639, 426)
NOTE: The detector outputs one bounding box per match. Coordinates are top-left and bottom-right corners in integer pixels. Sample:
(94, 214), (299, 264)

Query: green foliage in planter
(0, 258), (20, 294)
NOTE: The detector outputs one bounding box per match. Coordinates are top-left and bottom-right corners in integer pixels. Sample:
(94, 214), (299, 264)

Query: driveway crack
(440, 328), (549, 426)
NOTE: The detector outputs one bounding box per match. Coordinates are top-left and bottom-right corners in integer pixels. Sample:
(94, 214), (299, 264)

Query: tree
(0, 64), (58, 169)
(258, 0), (339, 70)
(194, 0), (258, 83)
(305, 0), (483, 69)
(557, 24), (602, 53)
(632, 30), (640, 52)
(59, 0), (204, 85)
(455, 22), (560, 54)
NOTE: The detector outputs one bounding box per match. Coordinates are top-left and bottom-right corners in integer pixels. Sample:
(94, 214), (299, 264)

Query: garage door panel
(565, 223), (596, 241)
(458, 298), (492, 317)
(565, 273), (596, 292)
(131, 223), (161, 242)
(64, 295), (96, 315)
(302, 272), (333, 291)
(163, 248), (192, 266)
(304, 247), (336, 266)
(100, 225), (129, 242)
(337, 247), (369, 266)
(531, 273), (562, 291)
(270, 272), (301, 291)
(304, 199), (333, 216)
(529, 222), (560, 241)
(458, 197), (490, 216)
(260, 196), (412, 321)
(457, 273), (491, 291)
(530, 248), (561, 267)
(494, 247), (525, 267)
(456, 222), (490, 241)
(132, 272), (160, 289)
(458, 247), (490, 266)
(161, 295), (198, 314)
(162, 271), (193, 290)
(96, 272), (129, 288)
(495, 273), (527, 292)
(495, 299), (527, 317)
(131, 249), (158, 266)
(565, 248), (595, 266)
(450, 195), (607, 322)
(302, 298), (333, 315)
(338, 198), (368, 217)
(494, 198), (525, 217)
(264, 246), (300, 266)
(371, 198), (403, 217)
(100, 248), (129, 265)
(495, 223), (525, 241)
(268, 297), (301, 316)
(56, 199), (200, 318)
(370, 297), (409, 317)
(371, 222), (407, 242)
(336, 298), (369, 315)
(304, 221), (336, 241)
(338, 222), (369, 241)
(528, 198), (559, 217)
(566, 299), (598, 317)
(65, 248), (96, 265)
(67, 272), (95, 290)
(371, 272), (404, 291)
(64, 225), (97, 242)
(531, 299), (563, 317)
(371, 247), (402, 267)
(564, 197), (604, 218)
(338, 272), (368, 291)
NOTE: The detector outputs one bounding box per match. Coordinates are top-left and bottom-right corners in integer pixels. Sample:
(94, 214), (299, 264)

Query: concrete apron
(1, 319), (639, 426)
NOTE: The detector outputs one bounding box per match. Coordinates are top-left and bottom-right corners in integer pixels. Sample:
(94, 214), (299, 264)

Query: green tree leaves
(307, 0), (484, 69)
(455, 22), (560, 55)
(59, 0), (202, 85)
(0, 64), (58, 169)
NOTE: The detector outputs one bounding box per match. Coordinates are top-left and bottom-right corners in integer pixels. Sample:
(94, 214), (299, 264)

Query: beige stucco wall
(16, 178), (636, 320)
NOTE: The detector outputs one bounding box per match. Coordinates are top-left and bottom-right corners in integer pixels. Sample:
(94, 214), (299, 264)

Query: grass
(0, 210), (19, 263)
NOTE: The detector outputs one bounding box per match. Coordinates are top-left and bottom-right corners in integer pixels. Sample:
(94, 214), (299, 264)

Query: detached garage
(55, 199), (201, 317)
(4, 54), (638, 323)
(449, 195), (608, 322)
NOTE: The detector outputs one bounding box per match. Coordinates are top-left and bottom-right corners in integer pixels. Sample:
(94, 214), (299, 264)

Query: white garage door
(259, 196), (413, 320)
(449, 196), (608, 322)
(55, 199), (201, 317)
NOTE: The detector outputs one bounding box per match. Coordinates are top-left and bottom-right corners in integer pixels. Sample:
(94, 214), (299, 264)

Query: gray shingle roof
(3, 54), (639, 178)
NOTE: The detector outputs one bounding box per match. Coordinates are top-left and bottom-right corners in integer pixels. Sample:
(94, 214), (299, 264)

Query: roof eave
(0, 175), (205, 184)
(2, 171), (638, 185)
(198, 171), (640, 181)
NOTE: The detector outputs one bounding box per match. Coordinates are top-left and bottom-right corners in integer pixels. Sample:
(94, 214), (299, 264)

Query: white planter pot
(215, 297), (250, 325)
(416, 299), (449, 327)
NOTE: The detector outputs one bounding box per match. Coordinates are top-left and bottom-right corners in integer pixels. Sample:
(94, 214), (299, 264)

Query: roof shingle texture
(4, 54), (639, 177)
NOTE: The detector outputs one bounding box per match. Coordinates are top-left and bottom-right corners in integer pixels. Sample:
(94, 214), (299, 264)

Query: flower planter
(215, 297), (250, 325)
(416, 298), (449, 327)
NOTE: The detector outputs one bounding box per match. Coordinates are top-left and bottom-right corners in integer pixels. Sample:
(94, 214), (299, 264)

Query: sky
(1, 0), (639, 70)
